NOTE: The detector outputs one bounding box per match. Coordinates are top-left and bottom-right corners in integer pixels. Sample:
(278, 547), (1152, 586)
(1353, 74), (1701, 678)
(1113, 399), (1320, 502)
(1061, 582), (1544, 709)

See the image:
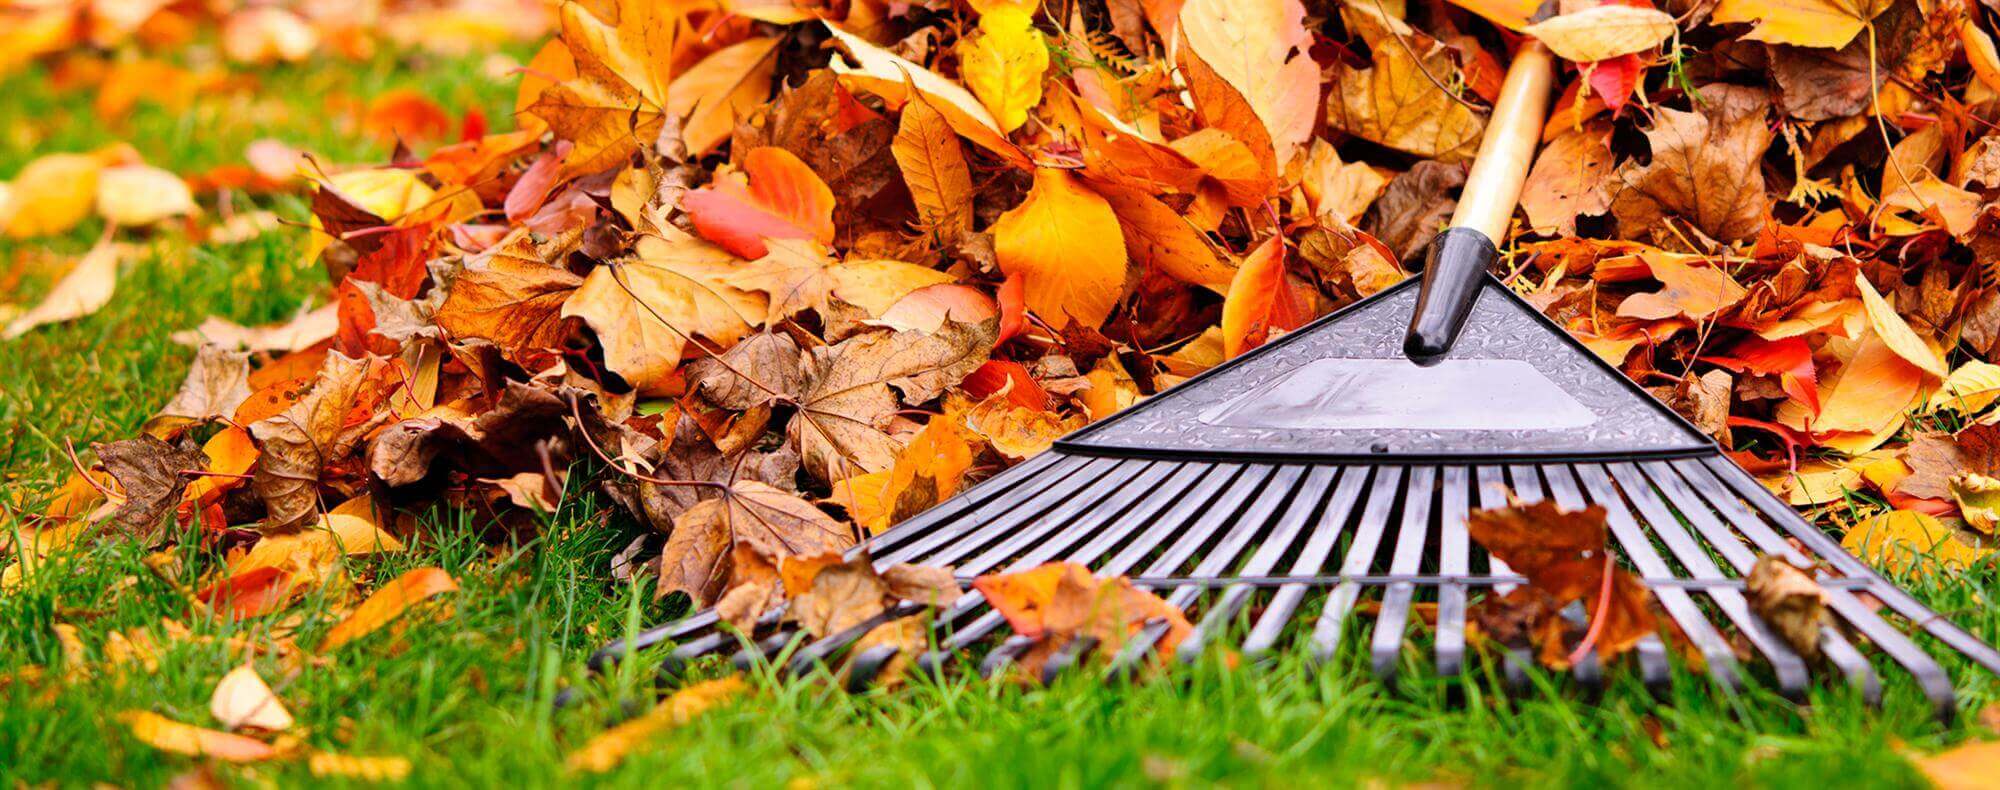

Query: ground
(2, 48), (1998, 788)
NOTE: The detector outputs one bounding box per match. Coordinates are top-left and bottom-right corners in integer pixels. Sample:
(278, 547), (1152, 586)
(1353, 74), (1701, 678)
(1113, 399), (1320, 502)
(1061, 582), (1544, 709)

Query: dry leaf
(993, 169), (1128, 330)
(209, 664), (294, 732)
(4, 237), (121, 339)
(318, 567), (458, 651)
(1710, 0), (1893, 50)
(566, 677), (747, 772)
(1744, 556), (1824, 660)
(118, 711), (278, 763)
(1524, 5), (1677, 63)
(1178, 0), (1319, 165)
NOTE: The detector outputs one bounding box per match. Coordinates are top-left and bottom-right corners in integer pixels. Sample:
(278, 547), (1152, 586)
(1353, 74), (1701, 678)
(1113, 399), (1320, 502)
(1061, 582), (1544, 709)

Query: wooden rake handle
(1403, 41), (1556, 365)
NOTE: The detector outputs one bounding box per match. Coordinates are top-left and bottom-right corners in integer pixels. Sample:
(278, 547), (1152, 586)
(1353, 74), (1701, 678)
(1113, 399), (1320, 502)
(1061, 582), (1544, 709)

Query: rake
(584, 42), (2000, 720)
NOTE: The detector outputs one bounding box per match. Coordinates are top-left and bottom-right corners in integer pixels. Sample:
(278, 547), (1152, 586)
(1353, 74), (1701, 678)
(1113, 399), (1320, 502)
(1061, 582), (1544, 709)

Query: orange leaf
(992, 169), (1129, 330)
(318, 567), (458, 651)
(1220, 237), (1307, 358)
(362, 89), (454, 144)
(118, 711), (278, 763)
(683, 147), (836, 259)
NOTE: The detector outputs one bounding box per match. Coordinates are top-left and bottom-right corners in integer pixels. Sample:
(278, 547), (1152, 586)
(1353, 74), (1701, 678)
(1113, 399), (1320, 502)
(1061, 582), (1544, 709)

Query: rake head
(588, 275), (2000, 721)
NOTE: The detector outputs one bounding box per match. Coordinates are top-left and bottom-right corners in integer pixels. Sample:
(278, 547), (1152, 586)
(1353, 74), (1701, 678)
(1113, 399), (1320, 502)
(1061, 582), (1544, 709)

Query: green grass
(4, 46), (2000, 788)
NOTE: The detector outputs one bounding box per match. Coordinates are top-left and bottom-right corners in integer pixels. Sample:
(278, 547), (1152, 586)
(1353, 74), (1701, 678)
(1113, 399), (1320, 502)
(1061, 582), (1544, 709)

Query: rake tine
(840, 461), (1194, 684)
(1309, 466), (1404, 665)
(1662, 459), (1880, 700)
(1242, 467), (1372, 659)
(1101, 465), (1308, 677)
(980, 634), (1036, 679)
(1435, 466), (1473, 679)
(1703, 457), (2000, 677)
(1611, 463), (1810, 699)
(867, 450), (1074, 557)
(875, 456), (1124, 566)
(1822, 588), (1958, 722)
(916, 463), (1251, 677)
(1371, 466), (1439, 687)
(1042, 635), (1100, 684)
(1546, 465), (1691, 694)
(729, 630), (798, 673)
(948, 459), (1171, 571)
(1179, 466), (1341, 664)
(1473, 465), (1531, 691)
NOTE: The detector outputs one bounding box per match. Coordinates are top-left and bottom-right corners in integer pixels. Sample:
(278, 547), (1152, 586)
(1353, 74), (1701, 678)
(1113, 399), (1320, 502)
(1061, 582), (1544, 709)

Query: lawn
(2, 41), (1998, 790)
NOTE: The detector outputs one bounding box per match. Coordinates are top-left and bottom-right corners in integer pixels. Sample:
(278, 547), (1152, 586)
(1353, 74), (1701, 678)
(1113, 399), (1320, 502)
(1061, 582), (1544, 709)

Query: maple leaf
(655, 481), (856, 605)
(96, 435), (206, 542)
(792, 322), (998, 481)
(434, 229), (584, 367)
(1326, 6), (1488, 162)
(1466, 500), (1661, 667)
(247, 353), (398, 533)
(1520, 119), (1615, 237)
(1609, 85), (1774, 243)
(524, 1), (680, 175)
(560, 230), (763, 395)
(822, 22), (1025, 166)
(973, 562), (1191, 679)
(992, 169), (1129, 330)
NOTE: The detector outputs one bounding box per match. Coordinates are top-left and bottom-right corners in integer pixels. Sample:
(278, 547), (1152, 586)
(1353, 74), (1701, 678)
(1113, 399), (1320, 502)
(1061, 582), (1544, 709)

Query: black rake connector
(583, 273), (2000, 723)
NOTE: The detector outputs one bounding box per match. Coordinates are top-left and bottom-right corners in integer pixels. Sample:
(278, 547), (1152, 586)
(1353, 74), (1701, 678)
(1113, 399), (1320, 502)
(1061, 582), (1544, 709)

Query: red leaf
(962, 360), (1049, 410)
(505, 143), (568, 224)
(683, 147), (836, 259)
(195, 566), (295, 620)
(997, 273), (1028, 343)
(1704, 336), (1820, 416)
(1585, 53), (1644, 114)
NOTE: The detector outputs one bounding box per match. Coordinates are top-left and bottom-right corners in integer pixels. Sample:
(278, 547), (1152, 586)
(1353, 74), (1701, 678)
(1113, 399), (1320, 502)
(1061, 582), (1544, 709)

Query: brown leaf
(792, 322), (997, 481)
(1365, 161), (1467, 262)
(1466, 500), (1660, 667)
(892, 90), (974, 239)
(1326, 6), (1488, 162)
(1900, 424), (2000, 501)
(560, 230), (763, 395)
(435, 230), (584, 367)
(564, 677), (746, 773)
(249, 353), (394, 533)
(1520, 119), (1615, 237)
(1745, 555), (1824, 660)
(1769, 40), (1879, 121)
(97, 435), (206, 542)
(1609, 85), (1774, 243)
(655, 481), (855, 604)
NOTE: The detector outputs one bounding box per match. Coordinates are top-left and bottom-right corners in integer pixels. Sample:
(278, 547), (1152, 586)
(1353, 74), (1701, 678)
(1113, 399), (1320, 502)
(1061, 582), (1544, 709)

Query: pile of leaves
(15, 0), (2000, 704)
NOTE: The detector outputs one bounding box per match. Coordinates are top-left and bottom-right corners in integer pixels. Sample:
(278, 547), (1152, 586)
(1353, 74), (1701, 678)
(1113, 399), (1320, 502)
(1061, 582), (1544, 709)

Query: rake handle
(1403, 41), (1556, 365)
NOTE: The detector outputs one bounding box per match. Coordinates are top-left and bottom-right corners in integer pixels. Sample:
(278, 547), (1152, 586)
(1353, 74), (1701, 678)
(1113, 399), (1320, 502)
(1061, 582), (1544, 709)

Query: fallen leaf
(1912, 739), (2000, 790)
(307, 752), (413, 782)
(1524, 5), (1677, 63)
(1710, 0), (1893, 50)
(1467, 500), (1660, 667)
(973, 562), (1191, 679)
(1609, 85), (1773, 243)
(4, 236), (122, 339)
(565, 677), (746, 773)
(1520, 119), (1615, 236)
(1841, 510), (1992, 573)
(118, 711), (277, 763)
(1179, 0), (1319, 164)
(1744, 555), (1823, 660)
(318, 566), (458, 651)
(96, 164), (195, 226)
(892, 90), (975, 237)
(560, 230), (763, 395)
(683, 147), (837, 259)
(209, 664), (294, 732)
(993, 169), (1128, 329)
(1220, 236), (1307, 357)
(960, 5), (1049, 134)
(1326, 7), (1488, 162)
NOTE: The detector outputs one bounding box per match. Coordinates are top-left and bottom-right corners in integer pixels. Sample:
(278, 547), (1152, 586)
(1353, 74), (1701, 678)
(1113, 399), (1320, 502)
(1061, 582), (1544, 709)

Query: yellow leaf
(308, 752), (413, 782)
(960, 6), (1049, 134)
(1951, 473), (2000, 535)
(1524, 5), (1677, 63)
(1090, 181), (1235, 291)
(667, 37), (782, 155)
(318, 567), (458, 652)
(1080, 356), (1138, 421)
(1442, 0), (1541, 31)
(566, 677), (747, 772)
(893, 91), (975, 237)
(1709, 0), (1894, 50)
(96, 164), (196, 226)
(3, 237), (122, 340)
(1775, 462), (1860, 506)
(957, 396), (1087, 459)
(6, 153), (105, 238)
(1841, 510), (1992, 574)
(1912, 740), (2000, 790)
(992, 169), (1128, 329)
(209, 664), (294, 732)
(1179, 0), (1321, 165)
(1929, 361), (2000, 414)
(1854, 271), (1948, 378)
(822, 22), (1025, 166)
(827, 259), (957, 316)
(118, 711), (278, 763)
